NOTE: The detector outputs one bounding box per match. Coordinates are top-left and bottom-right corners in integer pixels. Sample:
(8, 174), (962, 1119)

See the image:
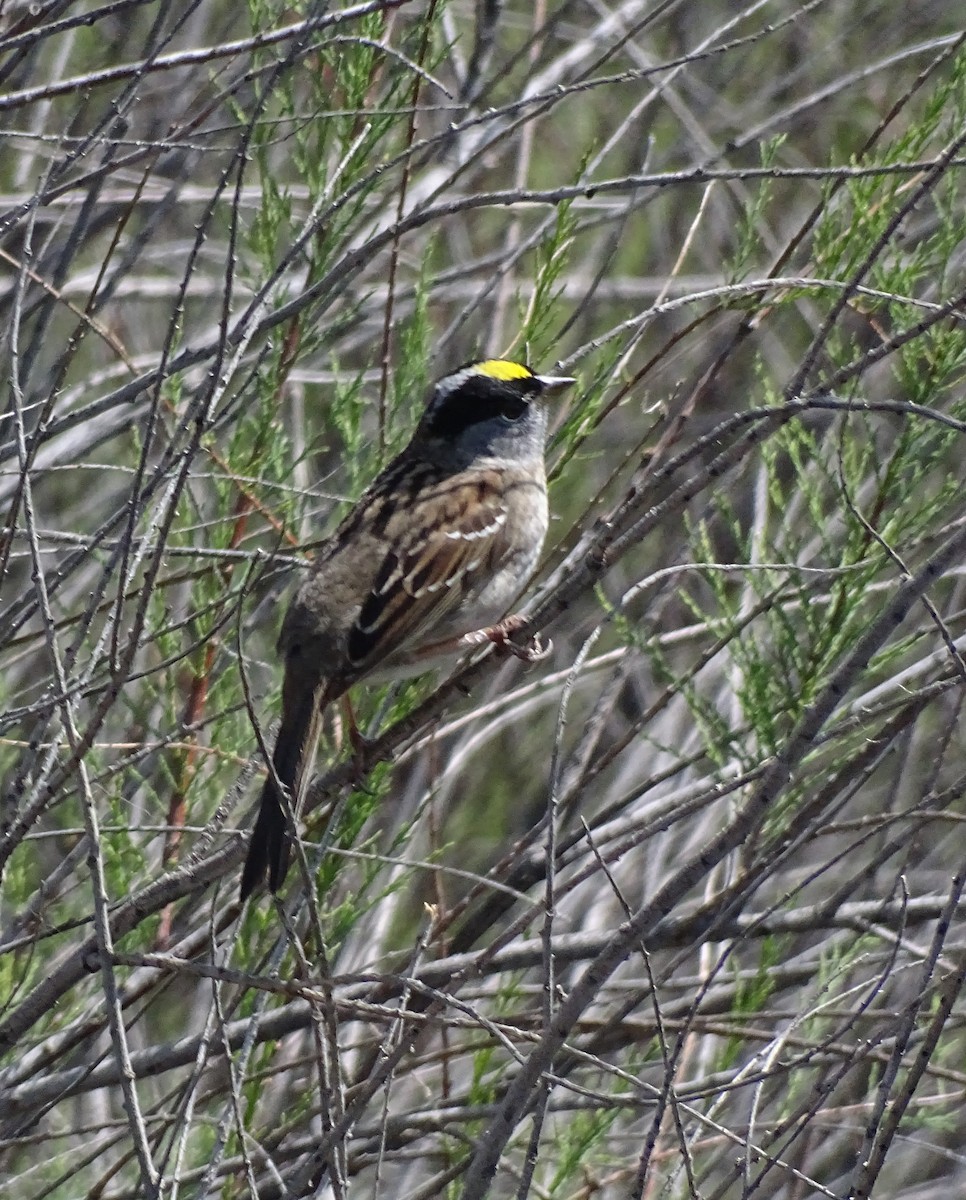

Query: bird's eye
(502, 397), (527, 422)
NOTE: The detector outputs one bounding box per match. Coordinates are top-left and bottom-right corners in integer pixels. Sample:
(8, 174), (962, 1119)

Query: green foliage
(718, 935), (787, 1072)
(7, 5), (966, 1198)
(517, 198), (577, 359)
(327, 362), (374, 494)
(389, 238), (437, 437)
(728, 134), (788, 284)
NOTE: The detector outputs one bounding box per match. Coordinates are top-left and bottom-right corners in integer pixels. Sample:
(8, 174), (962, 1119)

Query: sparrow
(239, 359), (574, 900)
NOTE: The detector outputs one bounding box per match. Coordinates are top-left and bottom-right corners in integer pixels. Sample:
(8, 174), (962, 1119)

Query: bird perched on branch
(239, 359), (575, 901)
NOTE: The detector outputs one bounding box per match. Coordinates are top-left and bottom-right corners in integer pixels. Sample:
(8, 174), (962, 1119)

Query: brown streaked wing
(346, 469), (509, 672)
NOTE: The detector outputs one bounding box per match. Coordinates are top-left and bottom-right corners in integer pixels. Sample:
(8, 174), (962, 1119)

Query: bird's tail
(239, 683), (324, 900)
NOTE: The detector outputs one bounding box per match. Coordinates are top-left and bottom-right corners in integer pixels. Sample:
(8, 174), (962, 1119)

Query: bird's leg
(339, 694), (376, 791)
(339, 694), (365, 753)
(459, 614), (551, 663)
(393, 618), (550, 669)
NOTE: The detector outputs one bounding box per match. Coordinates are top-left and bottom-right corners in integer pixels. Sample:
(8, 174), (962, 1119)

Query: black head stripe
(425, 374), (540, 440)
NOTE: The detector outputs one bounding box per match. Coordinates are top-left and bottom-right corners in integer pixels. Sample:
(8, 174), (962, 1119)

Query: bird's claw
(461, 616), (551, 664)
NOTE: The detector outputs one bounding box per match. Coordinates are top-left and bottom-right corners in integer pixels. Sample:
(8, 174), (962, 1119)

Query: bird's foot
(336, 696), (375, 790)
(460, 615), (552, 664)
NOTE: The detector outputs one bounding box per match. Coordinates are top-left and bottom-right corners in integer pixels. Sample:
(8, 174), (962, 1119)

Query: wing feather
(346, 470), (509, 672)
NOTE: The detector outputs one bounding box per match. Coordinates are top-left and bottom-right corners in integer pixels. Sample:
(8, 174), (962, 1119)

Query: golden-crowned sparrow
(239, 359), (574, 900)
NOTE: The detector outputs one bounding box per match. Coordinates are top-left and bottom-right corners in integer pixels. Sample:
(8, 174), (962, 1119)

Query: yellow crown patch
(474, 360), (533, 383)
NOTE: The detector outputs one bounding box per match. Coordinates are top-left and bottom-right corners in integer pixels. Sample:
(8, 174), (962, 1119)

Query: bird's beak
(534, 374), (576, 395)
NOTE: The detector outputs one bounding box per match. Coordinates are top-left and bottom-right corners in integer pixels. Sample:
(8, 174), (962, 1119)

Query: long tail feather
(239, 682), (325, 900)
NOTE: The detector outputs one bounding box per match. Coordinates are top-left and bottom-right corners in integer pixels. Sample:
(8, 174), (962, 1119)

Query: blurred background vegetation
(4, 2), (966, 1196)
